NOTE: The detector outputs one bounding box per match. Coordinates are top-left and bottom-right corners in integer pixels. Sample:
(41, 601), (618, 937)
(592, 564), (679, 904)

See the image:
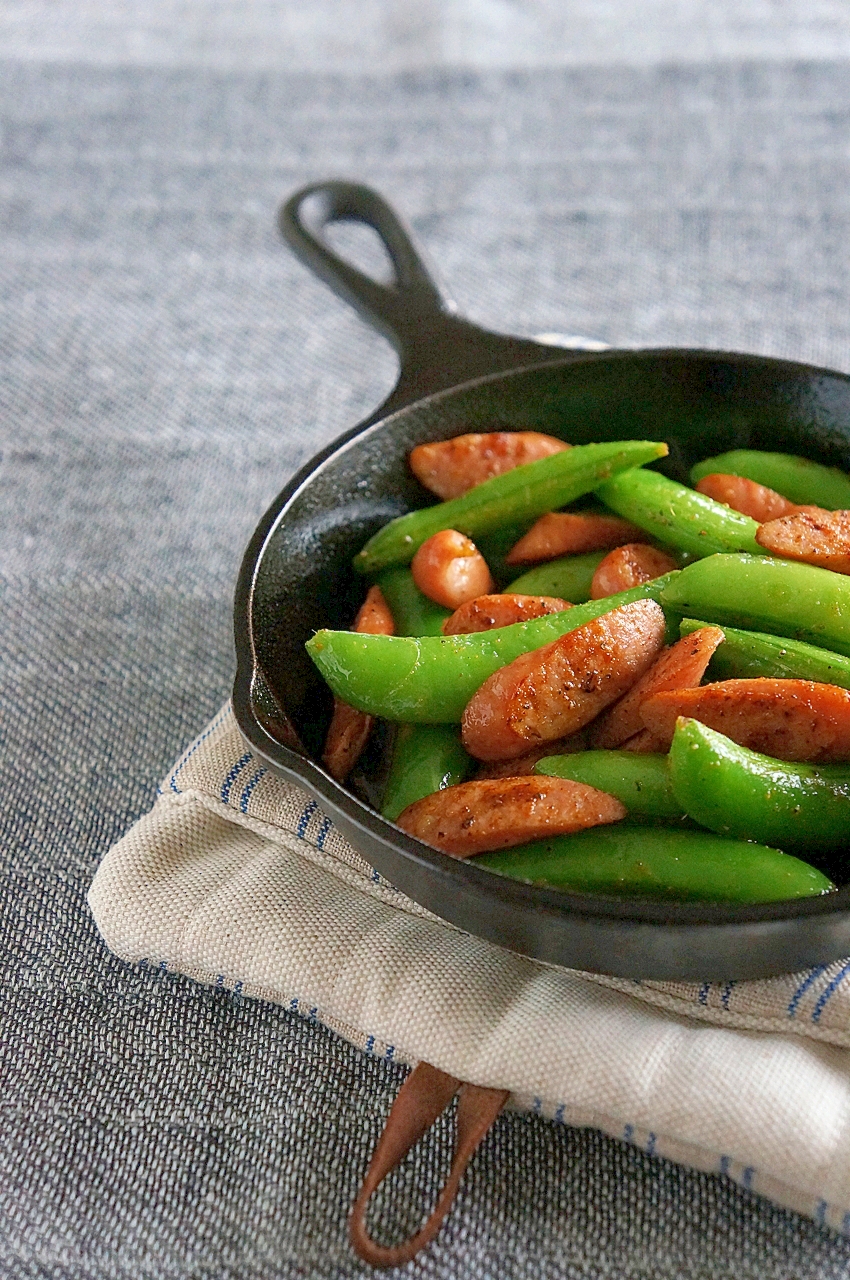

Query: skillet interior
(235, 346), (850, 980)
(253, 347), (850, 759)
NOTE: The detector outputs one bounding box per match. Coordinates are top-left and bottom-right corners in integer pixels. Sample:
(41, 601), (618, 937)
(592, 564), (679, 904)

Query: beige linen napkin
(90, 704), (850, 1236)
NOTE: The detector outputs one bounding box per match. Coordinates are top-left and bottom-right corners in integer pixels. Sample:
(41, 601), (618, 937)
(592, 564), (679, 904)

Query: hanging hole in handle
(281, 182), (449, 349)
(291, 182), (444, 301)
(321, 219), (397, 288)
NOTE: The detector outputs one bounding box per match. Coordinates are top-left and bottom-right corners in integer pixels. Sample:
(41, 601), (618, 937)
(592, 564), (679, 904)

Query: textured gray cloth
(5, 27), (850, 1280)
(5, 0), (850, 68)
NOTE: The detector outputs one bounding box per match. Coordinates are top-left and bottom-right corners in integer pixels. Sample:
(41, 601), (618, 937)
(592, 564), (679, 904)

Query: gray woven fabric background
(4, 4), (850, 1276)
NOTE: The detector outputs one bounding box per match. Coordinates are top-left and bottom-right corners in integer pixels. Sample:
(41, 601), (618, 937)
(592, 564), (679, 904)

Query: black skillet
(232, 180), (850, 982)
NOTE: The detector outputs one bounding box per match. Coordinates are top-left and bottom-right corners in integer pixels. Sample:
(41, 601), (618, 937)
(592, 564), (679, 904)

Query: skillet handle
(280, 181), (570, 411)
(349, 1061), (509, 1268)
(280, 181), (446, 341)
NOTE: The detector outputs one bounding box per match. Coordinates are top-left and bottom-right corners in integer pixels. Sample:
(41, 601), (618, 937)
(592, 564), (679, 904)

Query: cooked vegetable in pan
(505, 550), (608, 600)
(307, 575), (679, 722)
(661, 554), (850, 655)
(595, 467), (763, 558)
(307, 427), (850, 902)
(677, 617), (850, 687)
(668, 718), (850, 852)
(353, 439), (667, 573)
(691, 449), (850, 509)
(381, 723), (471, 823)
(476, 827), (832, 902)
(534, 751), (685, 821)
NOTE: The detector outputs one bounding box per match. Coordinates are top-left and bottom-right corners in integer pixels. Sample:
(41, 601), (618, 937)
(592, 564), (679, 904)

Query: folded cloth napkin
(89, 704), (850, 1236)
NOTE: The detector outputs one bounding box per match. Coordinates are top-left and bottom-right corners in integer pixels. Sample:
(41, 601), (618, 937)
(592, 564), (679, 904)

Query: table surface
(4, 4), (850, 1276)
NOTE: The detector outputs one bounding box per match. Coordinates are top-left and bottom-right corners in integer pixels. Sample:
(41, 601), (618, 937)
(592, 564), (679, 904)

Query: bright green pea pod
(535, 751), (685, 820)
(691, 449), (850, 509)
(505, 551), (606, 602)
(476, 827), (832, 902)
(353, 440), (668, 574)
(381, 724), (471, 822)
(307, 572), (679, 723)
(662, 554), (850, 657)
(595, 467), (762, 558)
(679, 617), (850, 688)
(377, 584), (469, 821)
(669, 717), (850, 853)
(376, 567), (451, 636)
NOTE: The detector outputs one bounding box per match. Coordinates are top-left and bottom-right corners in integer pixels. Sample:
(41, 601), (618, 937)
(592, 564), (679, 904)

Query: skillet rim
(232, 344), (850, 934)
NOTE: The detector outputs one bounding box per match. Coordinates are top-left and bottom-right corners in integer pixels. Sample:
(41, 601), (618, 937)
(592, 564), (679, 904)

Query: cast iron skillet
(233, 180), (850, 982)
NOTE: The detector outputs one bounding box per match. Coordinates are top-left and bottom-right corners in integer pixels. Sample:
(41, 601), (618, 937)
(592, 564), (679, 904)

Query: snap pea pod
(505, 551), (606, 602)
(476, 827), (832, 902)
(381, 723), (471, 822)
(662, 554), (850, 657)
(376, 567), (451, 636)
(669, 716), (850, 854)
(353, 440), (668, 575)
(691, 449), (850, 509)
(534, 751), (685, 820)
(378, 578), (471, 819)
(679, 618), (850, 688)
(307, 572), (679, 723)
(595, 467), (762, 558)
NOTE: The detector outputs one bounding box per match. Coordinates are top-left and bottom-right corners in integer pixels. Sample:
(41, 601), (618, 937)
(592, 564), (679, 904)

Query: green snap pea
(376, 567), (451, 636)
(505, 551), (606, 602)
(534, 751), (685, 821)
(377, 576), (470, 820)
(595, 467), (762, 558)
(307, 573), (679, 723)
(476, 826), (832, 902)
(679, 618), (850, 688)
(305, 576), (675, 727)
(662, 554), (850, 657)
(381, 723), (471, 822)
(669, 716), (850, 855)
(691, 449), (850, 509)
(353, 440), (668, 575)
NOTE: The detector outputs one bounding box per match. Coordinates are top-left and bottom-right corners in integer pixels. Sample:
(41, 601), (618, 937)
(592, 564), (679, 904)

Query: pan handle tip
(279, 180), (449, 349)
(279, 179), (584, 412)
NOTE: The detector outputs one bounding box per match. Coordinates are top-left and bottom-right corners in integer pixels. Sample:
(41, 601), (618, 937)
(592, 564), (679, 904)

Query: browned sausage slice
(461, 598), (667, 761)
(694, 473), (813, 522)
(442, 593), (571, 635)
(409, 431), (568, 500)
(590, 625), (725, 750)
(396, 776), (626, 857)
(590, 544), (678, 599)
(411, 529), (495, 609)
(322, 585), (394, 781)
(505, 512), (647, 564)
(352, 583), (395, 636)
(640, 677), (850, 762)
(755, 509), (850, 574)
